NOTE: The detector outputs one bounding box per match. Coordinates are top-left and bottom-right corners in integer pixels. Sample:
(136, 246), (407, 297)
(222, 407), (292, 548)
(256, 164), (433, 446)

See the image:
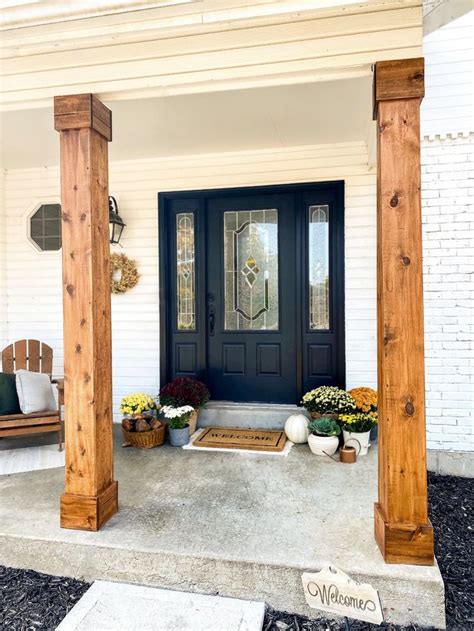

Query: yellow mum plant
(348, 387), (377, 413)
(339, 412), (377, 433)
(120, 393), (157, 416)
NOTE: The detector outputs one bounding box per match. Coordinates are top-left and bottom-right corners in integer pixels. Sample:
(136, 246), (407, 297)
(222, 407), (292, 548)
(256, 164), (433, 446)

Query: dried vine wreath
(110, 253), (139, 294)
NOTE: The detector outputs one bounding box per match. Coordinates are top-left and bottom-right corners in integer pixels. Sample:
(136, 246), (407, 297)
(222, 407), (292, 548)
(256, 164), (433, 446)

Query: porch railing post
(54, 94), (118, 531)
(373, 59), (434, 565)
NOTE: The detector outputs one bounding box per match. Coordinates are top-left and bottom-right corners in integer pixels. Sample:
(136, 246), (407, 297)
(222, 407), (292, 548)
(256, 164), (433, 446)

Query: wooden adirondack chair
(0, 339), (64, 450)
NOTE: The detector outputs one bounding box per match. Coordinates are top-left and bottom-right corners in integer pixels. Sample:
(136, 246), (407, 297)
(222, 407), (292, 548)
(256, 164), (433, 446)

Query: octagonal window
(30, 203), (62, 251)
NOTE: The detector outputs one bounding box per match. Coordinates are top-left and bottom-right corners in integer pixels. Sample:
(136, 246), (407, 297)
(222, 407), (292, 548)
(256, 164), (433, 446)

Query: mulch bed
(0, 567), (89, 630)
(0, 473), (472, 630)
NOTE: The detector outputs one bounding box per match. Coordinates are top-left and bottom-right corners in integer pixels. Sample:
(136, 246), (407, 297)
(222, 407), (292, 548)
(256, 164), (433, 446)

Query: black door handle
(208, 307), (215, 336)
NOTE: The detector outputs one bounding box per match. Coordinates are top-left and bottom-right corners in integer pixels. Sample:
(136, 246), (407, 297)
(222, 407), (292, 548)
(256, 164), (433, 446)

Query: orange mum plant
(348, 387), (377, 413)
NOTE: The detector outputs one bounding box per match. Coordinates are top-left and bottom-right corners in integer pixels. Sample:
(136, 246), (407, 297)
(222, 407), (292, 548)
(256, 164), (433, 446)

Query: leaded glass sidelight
(309, 205), (330, 330)
(224, 209), (279, 330)
(176, 212), (196, 330)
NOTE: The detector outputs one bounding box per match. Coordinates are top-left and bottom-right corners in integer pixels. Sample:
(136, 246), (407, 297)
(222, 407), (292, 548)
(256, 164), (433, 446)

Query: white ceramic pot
(343, 430), (371, 456)
(284, 413), (310, 444)
(308, 433), (339, 456)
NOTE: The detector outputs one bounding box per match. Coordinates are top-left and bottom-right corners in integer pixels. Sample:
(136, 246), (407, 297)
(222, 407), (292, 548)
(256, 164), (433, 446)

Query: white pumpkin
(284, 413), (310, 443)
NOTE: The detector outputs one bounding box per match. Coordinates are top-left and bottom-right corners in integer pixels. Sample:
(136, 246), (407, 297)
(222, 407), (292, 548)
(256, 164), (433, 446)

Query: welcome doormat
(192, 427), (287, 453)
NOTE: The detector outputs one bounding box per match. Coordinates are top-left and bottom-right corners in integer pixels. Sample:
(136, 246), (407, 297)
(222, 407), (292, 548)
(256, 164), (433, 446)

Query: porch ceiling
(0, 76), (372, 169)
(0, 1), (421, 111)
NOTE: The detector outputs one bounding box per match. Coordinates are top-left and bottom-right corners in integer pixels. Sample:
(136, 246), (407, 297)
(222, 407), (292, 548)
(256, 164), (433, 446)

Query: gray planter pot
(169, 425), (190, 447)
(370, 425), (378, 443)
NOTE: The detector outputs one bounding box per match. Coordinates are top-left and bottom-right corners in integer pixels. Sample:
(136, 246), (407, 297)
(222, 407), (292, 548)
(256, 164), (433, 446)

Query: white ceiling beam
(0, 0), (194, 30)
(1, 0), (420, 31)
(423, 0), (473, 36)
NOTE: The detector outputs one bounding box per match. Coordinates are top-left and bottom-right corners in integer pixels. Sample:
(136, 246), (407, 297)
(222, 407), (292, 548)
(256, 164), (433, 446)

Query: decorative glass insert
(309, 205), (330, 330)
(29, 203), (61, 251)
(224, 209), (279, 330)
(176, 212), (196, 330)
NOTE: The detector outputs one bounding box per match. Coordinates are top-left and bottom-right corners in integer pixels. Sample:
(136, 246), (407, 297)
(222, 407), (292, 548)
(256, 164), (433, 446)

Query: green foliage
(168, 415), (190, 430)
(308, 417), (341, 437)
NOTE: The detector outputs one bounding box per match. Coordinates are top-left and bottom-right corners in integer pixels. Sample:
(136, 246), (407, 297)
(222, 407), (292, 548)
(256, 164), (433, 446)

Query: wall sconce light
(109, 196), (126, 245)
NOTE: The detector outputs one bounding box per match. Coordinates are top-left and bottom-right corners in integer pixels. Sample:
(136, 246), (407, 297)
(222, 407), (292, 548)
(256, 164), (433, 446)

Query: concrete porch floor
(0, 427), (445, 628)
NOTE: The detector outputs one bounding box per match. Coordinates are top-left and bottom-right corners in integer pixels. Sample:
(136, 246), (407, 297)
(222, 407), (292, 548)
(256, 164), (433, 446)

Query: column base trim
(61, 481), (118, 531)
(374, 502), (434, 566)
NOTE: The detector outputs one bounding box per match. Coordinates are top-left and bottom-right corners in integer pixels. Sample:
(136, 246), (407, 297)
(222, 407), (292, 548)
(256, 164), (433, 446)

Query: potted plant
(307, 417), (341, 456)
(349, 387), (378, 443)
(120, 393), (164, 449)
(301, 386), (355, 420)
(339, 412), (378, 456)
(120, 392), (157, 418)
(162, 405), (195, 447)
(159, 378), (210, 435)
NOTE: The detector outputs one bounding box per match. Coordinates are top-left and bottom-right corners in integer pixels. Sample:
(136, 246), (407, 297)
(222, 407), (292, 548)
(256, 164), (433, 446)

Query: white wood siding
(0, 169), (6, 349)
(2, 141), (377, 418)
(0, 1), (422, 110)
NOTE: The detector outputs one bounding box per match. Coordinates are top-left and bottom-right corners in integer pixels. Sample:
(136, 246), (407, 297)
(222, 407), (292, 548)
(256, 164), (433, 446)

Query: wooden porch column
(373, 59), (434, 565)
(54, 94), (118, 531)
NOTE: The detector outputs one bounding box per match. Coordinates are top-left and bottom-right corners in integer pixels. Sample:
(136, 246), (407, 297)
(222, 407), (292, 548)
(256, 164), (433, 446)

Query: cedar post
(54, 94), (118, 531)
(373, 59), (434, 565)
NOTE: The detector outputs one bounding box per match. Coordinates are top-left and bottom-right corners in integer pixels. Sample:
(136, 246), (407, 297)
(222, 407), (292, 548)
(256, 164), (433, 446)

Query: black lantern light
(108, 196), (126, 245)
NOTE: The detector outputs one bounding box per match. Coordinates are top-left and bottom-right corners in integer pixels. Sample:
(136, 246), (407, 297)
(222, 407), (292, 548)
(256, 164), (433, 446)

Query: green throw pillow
(0, 372), (21, 415)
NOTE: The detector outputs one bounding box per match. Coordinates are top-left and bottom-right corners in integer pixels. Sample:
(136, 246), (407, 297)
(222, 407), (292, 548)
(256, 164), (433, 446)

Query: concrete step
(57, 581), (265, 631)
(198, 402), (306, 430)
(0, 428), (446, 630)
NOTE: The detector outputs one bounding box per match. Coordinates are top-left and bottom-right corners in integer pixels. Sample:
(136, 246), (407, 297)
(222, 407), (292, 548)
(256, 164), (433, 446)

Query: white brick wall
(422, 134), (474, 452)
(422, 11), (474, 138)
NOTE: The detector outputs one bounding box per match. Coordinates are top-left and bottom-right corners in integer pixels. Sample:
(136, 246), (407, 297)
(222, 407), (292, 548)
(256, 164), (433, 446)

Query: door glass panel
(176, 212), (196, 330)
(309, 205), (330, 330)
(224, 209), (279, 330)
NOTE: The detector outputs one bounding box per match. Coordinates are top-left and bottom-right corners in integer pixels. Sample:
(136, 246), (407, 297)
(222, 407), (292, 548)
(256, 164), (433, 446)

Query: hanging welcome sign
(302, 566), (384, 625)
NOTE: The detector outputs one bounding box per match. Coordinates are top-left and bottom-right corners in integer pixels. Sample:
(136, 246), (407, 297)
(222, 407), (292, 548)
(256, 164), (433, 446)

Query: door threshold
(199, 401), (305, 431)
(205, 401), (301, 409)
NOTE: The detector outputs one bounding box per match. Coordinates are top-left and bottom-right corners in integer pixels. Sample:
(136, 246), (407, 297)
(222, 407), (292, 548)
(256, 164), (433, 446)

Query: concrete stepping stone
(56, 580), (265, 630)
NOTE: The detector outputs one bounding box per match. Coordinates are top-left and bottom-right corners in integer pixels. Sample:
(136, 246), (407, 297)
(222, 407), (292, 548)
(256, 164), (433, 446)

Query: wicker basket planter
(310, 411), (339, 421)
(188, 409), (199, 436)
(122, 422), (165, 449)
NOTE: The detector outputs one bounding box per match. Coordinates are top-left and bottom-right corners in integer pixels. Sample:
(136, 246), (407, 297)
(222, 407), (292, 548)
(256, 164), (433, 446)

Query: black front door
(206, 193), (297, 402)
(160, 182), (345, 404)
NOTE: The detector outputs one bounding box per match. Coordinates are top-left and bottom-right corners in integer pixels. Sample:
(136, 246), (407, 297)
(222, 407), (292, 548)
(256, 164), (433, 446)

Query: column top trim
(373, 57), (424, 119)
(54, 93), (112, 141)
